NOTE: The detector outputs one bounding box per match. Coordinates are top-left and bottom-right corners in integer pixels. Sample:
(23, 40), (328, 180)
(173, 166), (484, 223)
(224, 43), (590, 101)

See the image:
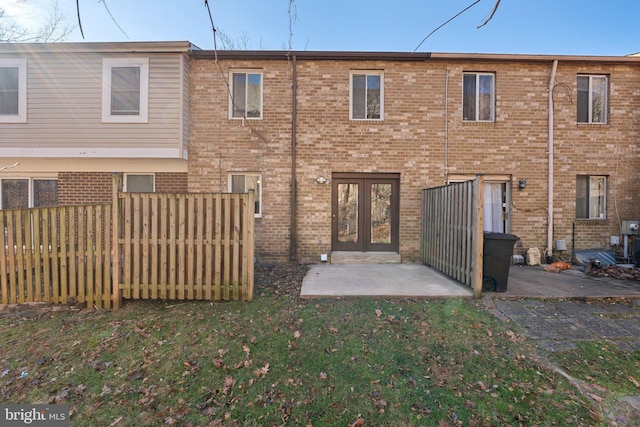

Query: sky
(1, 0), (639, 56)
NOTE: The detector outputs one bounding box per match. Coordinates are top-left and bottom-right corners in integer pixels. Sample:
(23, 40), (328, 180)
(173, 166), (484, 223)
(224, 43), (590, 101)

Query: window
(230, 71), (262, 119)
(350, 71), (383, 120)
(229, 173), (261, 217)
(0, 178), (58, 209)
(124, 174), (154, 192)
(576, 175), (607, 219)
(0, 58), (27, 123)
(102, 58), (149, 123)
(577, 75), (608, 124)
(463, 72), (495, 122)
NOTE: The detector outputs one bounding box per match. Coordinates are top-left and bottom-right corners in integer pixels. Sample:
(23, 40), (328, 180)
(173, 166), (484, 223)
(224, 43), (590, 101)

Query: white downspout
(547, 60), (558, 262)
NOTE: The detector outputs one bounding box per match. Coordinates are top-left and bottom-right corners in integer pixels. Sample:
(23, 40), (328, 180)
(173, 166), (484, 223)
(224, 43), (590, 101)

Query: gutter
(547, 60), (558, 262)
(290, 55), (298, 261)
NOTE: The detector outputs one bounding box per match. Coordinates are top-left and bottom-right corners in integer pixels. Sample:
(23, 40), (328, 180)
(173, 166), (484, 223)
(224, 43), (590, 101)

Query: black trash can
(482, 232), (520, 292)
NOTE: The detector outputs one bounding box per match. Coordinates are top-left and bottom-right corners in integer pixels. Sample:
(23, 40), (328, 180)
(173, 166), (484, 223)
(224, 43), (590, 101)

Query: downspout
(444, 68), (449, 184)
(290, 55), (298, 261)
(547, 60), (558, 262)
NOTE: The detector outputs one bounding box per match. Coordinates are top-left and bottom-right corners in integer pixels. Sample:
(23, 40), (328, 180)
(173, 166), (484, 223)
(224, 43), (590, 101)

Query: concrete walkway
(301, 264), (473, 298)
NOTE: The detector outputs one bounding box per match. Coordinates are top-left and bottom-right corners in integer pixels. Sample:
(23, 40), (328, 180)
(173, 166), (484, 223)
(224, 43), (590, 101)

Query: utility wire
(413, 0), (481, 52)
(76, 0), (84, 38)
(477, 0), (501, 28)
(204, 0), (218, 61)
(99, 0), (128, 39)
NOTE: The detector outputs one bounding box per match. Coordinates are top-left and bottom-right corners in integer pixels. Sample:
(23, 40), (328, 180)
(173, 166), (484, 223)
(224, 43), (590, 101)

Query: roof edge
(0, 41), (196, 54)
(192, 49), (640, 63)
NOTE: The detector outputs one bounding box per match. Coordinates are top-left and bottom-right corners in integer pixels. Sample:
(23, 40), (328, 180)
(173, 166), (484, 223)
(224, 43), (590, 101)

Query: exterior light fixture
(518, 179), (527, 190)
(316, 177), (328, 184)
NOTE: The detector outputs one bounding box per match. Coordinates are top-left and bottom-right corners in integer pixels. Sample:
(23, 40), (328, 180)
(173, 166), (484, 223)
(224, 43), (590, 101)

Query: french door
(331, 173), (399, 252)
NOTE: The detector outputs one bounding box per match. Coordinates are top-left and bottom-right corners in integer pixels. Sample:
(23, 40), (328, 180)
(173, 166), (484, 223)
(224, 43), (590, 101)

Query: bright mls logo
(1, 405), (69, 426)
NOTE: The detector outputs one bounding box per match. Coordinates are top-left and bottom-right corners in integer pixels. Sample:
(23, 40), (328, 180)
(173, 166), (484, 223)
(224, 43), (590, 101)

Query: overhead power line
(413, 0), (481, 52)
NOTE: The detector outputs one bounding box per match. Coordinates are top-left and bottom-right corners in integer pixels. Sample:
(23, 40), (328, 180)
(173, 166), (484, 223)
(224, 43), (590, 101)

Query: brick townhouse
(189, 50), (640, 263)
(1, 42), (639, 264)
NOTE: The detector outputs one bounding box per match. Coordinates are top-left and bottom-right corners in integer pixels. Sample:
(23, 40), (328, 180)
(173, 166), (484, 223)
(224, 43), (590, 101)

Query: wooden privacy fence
(0, 205), (113, 308)
(0, 181), (255, 309)
(115, 191), (255, 308)
(421, 177), (484, 298)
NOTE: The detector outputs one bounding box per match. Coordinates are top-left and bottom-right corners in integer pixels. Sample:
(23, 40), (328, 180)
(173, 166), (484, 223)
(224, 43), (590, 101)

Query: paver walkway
(488, 298), (640, 352)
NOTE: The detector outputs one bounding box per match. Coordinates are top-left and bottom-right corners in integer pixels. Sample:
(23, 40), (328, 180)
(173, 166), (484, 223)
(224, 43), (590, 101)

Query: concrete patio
(300, 263), (640, 299)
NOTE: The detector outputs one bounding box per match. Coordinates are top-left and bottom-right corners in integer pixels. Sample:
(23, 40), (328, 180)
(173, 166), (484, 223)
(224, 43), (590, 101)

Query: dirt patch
(254, 262), (308, 298)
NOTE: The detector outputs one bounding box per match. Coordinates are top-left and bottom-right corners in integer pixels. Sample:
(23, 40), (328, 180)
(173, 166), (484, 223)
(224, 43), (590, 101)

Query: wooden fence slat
(187, 195), (195, 300)
(178, 195), (186, 300)
(24, 210), (34, 304)
(160, 195), (168, 299)
(0, 213), (8, 304)
(68, 207), (76, 300)
(223, 194), (231, 300)
(77, 207), (86, 304)
(104, 206), (112, 309)
(59, 208), (68, 303)
(86, 206), (95, 307)
(132, 196), (141, 299)
(151, 195), (159, 299)
(232, 194), (241, 300)
(195, 194), (204, 300)
(169, 194), (177, 300)
(50, 208), (61, 304)
(15, 212), (25, 304)
(95, 206), (103, 309)
(214, 194), (222, 300)
(123, 197), (132, 299)
(142, 194), (150, 299)
(205, 196), (214, 300)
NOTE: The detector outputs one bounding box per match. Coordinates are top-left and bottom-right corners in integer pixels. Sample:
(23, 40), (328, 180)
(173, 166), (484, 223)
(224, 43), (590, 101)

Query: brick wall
(58, 172), (188, 206)
(189, 54), (640, 263)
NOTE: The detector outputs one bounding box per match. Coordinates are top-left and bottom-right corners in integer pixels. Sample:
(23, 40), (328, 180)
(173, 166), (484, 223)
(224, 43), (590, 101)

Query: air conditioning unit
(621, 220), (639, 235)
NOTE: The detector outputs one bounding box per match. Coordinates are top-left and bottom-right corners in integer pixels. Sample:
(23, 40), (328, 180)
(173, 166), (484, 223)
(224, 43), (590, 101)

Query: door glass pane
(370, 183), (391, 244)
(338, 183), (358, 243)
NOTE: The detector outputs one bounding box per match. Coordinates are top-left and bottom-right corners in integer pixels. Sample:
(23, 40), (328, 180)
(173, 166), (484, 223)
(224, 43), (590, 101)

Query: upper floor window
(576, 175), (607, 219)
(0, 58), (27, 123)
(463, 72), (495, 122)
(577, 75), (608, 124)
(0, 178), (58, 209)
(124, 174), (154, 192)
(230, 71), (262, 119)
(229, 173), (262, 217)
(350, 71), (383, 120)
(102, 58), (149, 123)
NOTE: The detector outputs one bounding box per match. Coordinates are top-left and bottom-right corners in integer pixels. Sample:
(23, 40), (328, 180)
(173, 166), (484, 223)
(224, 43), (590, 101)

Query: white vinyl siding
(0, 58), (27, 123)
(0, 53), (185, 158)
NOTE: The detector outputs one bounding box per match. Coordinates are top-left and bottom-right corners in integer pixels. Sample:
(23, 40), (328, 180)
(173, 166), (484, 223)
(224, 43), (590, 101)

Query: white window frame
(123, 173), (155, 192)
(0, 177), (58, 209)
(349, 70), (384, 121)
(228, 172), (262, 218)
(577, 74), (608, 124)
(576, 175), (607, 220)
(229, 70), (263, 120)
(0, 58), (27, 123)
(462, 72), (495, 122)
(102, 58), (149, 123)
